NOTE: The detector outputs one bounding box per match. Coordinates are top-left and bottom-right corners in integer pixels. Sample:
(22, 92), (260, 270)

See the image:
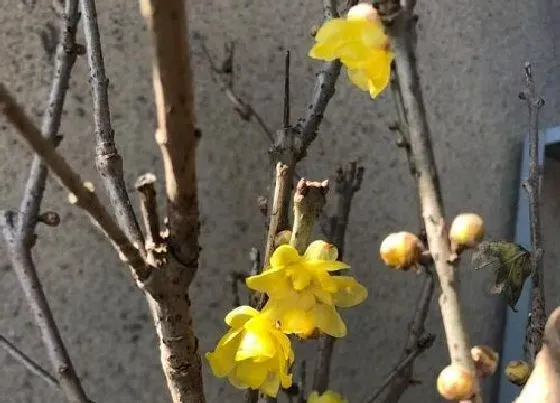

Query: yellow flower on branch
(205, 306), (294, 397)
(309, 3), (392, 98)
(246, 241), (368, 337)
(308, 389), (349, 403)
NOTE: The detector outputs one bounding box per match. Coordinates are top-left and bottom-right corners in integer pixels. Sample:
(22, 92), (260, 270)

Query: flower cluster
(206, 240), (367, 397)
(309, 3), (393, 98)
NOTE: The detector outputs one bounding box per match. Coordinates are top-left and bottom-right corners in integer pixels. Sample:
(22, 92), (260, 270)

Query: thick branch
(379, 3), (480, 401)
(520, 63), (546, 364)
(80, 0), (145, 252)
(140, 1), (205, 402)
(0, 84), (150, 282)
(0, 334), (60, 390)
(312, 162), (363, 393)
(140, 0), (200, 287)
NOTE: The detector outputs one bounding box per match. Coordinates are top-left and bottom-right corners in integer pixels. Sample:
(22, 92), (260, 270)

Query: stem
(520, 63), (546, 364)
(140, 1), (205, 402)
(312, 162), (363, 393)
(0, 84), (149, 281)
(79, 0), (145, 253)
(379, 2), (480, 401)
(290, 178), (329, 254)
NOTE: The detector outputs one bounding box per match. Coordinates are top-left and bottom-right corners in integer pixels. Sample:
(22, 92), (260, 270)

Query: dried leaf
(472, 240), (531, 311)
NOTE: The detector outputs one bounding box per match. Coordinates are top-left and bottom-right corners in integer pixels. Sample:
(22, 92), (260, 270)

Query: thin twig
(312, 162), (363, 393)
(364, 333), (435, 403)
(198, 39), (274, 141)
(0, 2), (92, 401)
(0, 334), (60, 390)
(520, 63), (546, 364)
(382, 270), (434, 402)
(139, 1), (205, 402)
(0, 84), (150, 282)
(135, 173), (165, 268)
(378, 1), (481, 402)
(79, 0), (145, 254)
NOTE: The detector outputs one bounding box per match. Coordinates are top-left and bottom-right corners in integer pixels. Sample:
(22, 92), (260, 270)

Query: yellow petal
(246, 270), (291, 298)
(280, 308), (315, 336)
(347, 67), (370, 91)
(225, 305), (259, 328)
(206, 329), (243, 377)
(307, 389), (348, 403)
(360, 21), (388, 48)
(292, 269), (313, 290)
(304, 240), (338, 260)
(365, 50), (392, 98)
(332, 276), (368, 307)
(233, 360), (269, 389)
(305, 259), (350, 272)
(260, 373), (281, 397)
(310, 283), (334, 305)
(313, 269), (339, 293)
(270, 245), (301, 268)
(312, 304), (347, 337)
(236, 329), (276, 362)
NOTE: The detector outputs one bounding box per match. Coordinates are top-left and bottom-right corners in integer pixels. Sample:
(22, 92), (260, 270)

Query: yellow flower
(205, 306), (294, 397)
(308, 389), (349, 403)
(246, 241), (368, 338)
(308, 3), (392, 98)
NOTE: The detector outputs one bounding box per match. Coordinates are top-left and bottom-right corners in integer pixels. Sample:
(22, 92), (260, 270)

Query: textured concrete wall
(1, 0), (560, 402)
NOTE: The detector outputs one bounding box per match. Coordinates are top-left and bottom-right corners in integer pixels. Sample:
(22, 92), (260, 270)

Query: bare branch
(0, 334), (60, 390)
(18, 0), (81, 243)
(0, 2), (92, 402)
(140, 0), (201, 287)
(520, 63), (546, 364)
(0, 84), (150, 282)
(79, 0), (145, 253)
(364, 333), (435, 403)
(382, 270), (435, 402)
(197, 39), (274, 141)
(312, 162), (363, 393)
(1, 216), (92, 403)
(139, 1), (205, 402)
(290, 178), (329, 254)
(378, 1), (481, 401)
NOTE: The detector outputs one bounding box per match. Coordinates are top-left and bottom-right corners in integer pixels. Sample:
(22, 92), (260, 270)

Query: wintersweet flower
(308, 389), (349, 403)
(309, 3), (392, 98)
(246, 241), (368, 337)
(205, 306), (294, 397)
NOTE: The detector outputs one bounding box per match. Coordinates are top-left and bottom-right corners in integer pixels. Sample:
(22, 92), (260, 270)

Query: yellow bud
(83, 181), (95, 192)
(437, 364), (474, 400)
(505, 360), (532, 386)
(347, 3), (378, 22)
(274, 230), (292, 248)
(379, 231), (423, 270)
(471, 345), (499, 378)
(449, 213), (484, 249)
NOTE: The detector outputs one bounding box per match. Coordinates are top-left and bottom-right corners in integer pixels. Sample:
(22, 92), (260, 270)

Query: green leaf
(472, 240), (532, 312)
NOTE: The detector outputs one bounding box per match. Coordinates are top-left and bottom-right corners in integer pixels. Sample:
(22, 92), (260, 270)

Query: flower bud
(347, 3), (378, 22)
(471, 345), (499, 378)
(449, 213), (484, 250)
(274, 230), (293, 248)
(436, 364), (475, 400)
(505, 360), (532, 386)
(379, 231), (423, 270)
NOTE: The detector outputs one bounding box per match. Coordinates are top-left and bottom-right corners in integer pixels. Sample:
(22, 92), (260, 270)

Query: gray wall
(1, 0), (560, 402)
